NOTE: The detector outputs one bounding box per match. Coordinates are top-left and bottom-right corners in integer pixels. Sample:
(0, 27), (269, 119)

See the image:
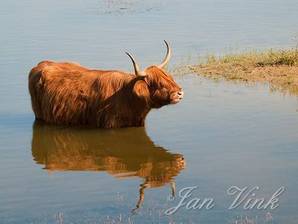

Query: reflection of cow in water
(31, 122), (185, 210)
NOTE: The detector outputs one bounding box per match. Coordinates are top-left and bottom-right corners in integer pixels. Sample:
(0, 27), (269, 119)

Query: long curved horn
(157, 40), (172, 69)
(125, 52), (147, 77)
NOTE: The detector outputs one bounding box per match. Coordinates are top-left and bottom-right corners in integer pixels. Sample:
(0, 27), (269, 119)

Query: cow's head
(126, 41), (184, 108)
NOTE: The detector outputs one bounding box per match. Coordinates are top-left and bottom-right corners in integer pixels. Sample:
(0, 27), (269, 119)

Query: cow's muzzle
(171, 91), (184, 104)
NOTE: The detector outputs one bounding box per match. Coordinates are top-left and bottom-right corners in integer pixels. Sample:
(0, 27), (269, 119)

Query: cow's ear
(133, 80), (150, 99)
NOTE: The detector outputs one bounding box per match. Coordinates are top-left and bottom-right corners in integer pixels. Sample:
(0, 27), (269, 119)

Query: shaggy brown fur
(28, 61), (182, 128)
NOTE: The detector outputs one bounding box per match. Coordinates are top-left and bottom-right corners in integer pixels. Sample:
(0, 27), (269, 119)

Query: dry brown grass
(189, 48), (298, 94)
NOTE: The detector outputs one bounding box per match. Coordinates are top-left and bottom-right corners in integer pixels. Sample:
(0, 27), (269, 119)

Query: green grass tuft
(190, 48), (298, 95)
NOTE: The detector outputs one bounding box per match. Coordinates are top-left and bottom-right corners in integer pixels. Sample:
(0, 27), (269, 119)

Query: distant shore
(189, 48), (298, 94)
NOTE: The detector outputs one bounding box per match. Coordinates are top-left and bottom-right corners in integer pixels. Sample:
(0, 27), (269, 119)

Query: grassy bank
(189, 48), (298, 94)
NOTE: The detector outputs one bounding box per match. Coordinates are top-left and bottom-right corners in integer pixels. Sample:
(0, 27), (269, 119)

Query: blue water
(0, 0), (298, 223)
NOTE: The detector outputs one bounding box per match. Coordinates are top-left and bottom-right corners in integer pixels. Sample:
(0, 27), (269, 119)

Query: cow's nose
(178, 91), (184, 97)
